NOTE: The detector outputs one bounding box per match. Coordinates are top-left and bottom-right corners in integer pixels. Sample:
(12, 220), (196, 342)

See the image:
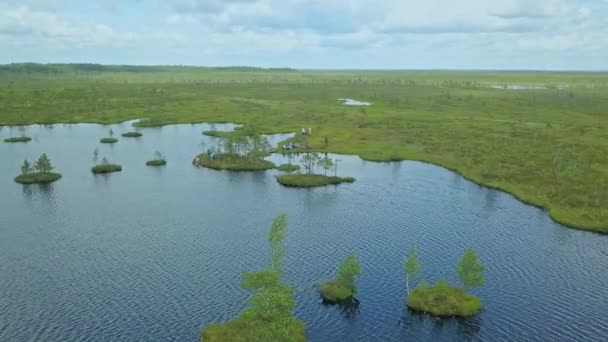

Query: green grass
(4, 136), (32, 143)
(100, 138), (118, 144)
(91, 164), (122, 174)
(146, 159), (167, 166)
(319, 280), (353, 302)
(194, 153), (275, 171)
(122, 131), (143, 137)
(201, 318), (306, 342)
(277, 174), (355, 187)
(14, 172), (62, 184)
(276, 164), (301, 172)
(407, 282), (482, 317)
(1, 65), (607, 231)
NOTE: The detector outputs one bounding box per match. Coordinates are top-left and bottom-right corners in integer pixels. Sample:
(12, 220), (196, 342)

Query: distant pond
(1, 122), (607, 342)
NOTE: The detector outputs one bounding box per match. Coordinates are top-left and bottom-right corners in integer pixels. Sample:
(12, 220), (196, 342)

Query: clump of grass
(407, 279), (482, 317)
(15, 172), (61, 184)
(277, 174), (355, 187)
(100, 137), (118, 144)
(4, 136), (32, 143)
(276, 164), (301, 172)
(122, 131), (143, 137)
(92, 157), (122, 174)
(194, 153), (274, 171)
(319, 281), (353, 302)
(319, 254), (361, 303)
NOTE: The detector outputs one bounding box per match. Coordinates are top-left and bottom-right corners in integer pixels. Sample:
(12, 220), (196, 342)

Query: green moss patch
(4, 136), (32, 143)
(14, 172), (62, 184)
(122, 131), (143, 137)
(319, 280), (353, 302)
(277, 174), (355, 187)
(201, 317), (306, 342)
(407, 282), (482, 317)
(146, 159), (167, 166)
(276, 164), (301, 172)
(194, 153), (274, 171)
(100, 138), (118, 144)
(91, 164), (122, 174)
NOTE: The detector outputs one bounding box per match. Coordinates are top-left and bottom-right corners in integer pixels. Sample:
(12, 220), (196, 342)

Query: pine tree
(403, 245), (421, 295)
(20, 159), (33, 175)
(34, 154), (53, 173)
(456, 247), (486, 290)
(318, 155), (334, 176)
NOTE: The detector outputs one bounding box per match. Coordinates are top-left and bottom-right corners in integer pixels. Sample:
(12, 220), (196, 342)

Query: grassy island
(407, 281), (482, 317)
(277, 174), (355, 187)
(122, 131), (143, 137)
(15, 154), (61, 184)
(4, 136), (32, 143)
(146, 159), (167, 166)
(276, 164), (301, 172)
(100, 137), (118, 144)
(194, 153), (274, 171)
(92, 164), (122, 174)
(15, 172), (62, 184)
(319, 254), (361, 303)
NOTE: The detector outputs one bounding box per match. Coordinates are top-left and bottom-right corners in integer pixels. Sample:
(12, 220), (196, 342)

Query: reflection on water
(1, 122), (608, 342)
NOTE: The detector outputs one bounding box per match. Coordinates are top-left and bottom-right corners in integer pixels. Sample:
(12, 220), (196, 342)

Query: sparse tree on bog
(154, 150), (165, 161)
(93, 148), (99, 163)
(101, 157), (109, 165)
(335, 253), (362, 293)
(456, 247), (486, 290)
(34, 154), (53, 173)
(21, 159), (33, 175)
(268, 214), (288, 274)
(403, 245), (421, 295)
(301, 152), (320, 174)
(319, 155), (334, 176)
(109, 128), (114, 137)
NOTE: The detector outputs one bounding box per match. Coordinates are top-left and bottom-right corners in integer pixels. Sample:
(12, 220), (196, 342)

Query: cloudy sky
(1, 0), (607, 69)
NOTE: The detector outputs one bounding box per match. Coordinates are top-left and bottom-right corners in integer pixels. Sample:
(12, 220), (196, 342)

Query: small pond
(339, 98), (373, 106)
(1, 122), (607, 342)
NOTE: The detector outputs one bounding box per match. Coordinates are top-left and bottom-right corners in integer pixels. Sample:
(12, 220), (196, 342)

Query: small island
(4, 136), (32, 143)
(276, 152), (355, 188)
(146, 151), (167, 166)
(319, 253), (361, 303)
(122, 131), (143, 138)
(195, 153), (274, 171)
(14, 154), (62, 184)
(100, 137), (118, 144)
(404, 246), (486, 318)
(276, 164), (301, 172)
(92, 157), (122, 174)
(407, 280), (482, 317)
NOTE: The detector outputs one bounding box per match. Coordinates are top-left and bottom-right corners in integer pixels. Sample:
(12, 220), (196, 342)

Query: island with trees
(276, 153), (355, 187)
(92, 157), (122, 174)
(194, 131), (275, 171)
(201, 214), (306, 341)
(14, 154), (62, 184)
(100, 129), (118, 143)
(405, 246), (486, 317)
(146, 151), (167, 166)
(319, 253), (362, 303)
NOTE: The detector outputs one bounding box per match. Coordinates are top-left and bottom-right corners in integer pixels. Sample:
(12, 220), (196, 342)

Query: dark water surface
(1, 123), (607, 342)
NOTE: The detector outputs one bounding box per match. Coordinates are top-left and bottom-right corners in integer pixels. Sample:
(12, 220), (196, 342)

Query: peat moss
(319, 280), (353, 302)
(100, 138), (118, 144)
(194, 153), (275, 171)
(276, 164), (301, 172)
(4, 136), (32, 143)
(14, 172), (62, 184)
(91, 164), (122, 174)
(277, 174), (355, 188)
(122, 131), (143, 137)
(407, 282), (482, 317)
(201, 319), (306, 342)
(146, 159), (167, 166)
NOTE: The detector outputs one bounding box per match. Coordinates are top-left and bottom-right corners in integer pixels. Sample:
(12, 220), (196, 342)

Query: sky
(1, 0), (607, 70)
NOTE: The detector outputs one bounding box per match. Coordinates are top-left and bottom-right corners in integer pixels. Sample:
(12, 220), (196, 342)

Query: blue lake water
(1, 122), (607, 342)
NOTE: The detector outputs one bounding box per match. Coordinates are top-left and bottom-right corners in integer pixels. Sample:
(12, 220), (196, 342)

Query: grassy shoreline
(1, 68), (606, 232)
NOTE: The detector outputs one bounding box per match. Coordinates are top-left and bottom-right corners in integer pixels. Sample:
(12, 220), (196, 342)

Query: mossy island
(319, 254), (361, 303)
(14, 154), (61, 184)
(278, 174), (355, 188)
(404, 246), (486, 318)
(194, 153), (274, 171)
(146, 151), (167, 166)
(407, 280), (482, 317)
(276, 163), (301, 172)
(122, 131), (143, 138)
(92, 157), (122, 174)
(100, 137), (118, 144)
(4, 136), (32, 143)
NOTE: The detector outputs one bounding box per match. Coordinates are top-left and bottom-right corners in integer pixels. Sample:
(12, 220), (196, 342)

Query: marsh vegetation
(92, 157), (122, 174)
(14, 154), (61, 184)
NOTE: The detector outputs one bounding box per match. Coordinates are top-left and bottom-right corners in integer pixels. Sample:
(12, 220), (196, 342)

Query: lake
(1, 122), (607, 342)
